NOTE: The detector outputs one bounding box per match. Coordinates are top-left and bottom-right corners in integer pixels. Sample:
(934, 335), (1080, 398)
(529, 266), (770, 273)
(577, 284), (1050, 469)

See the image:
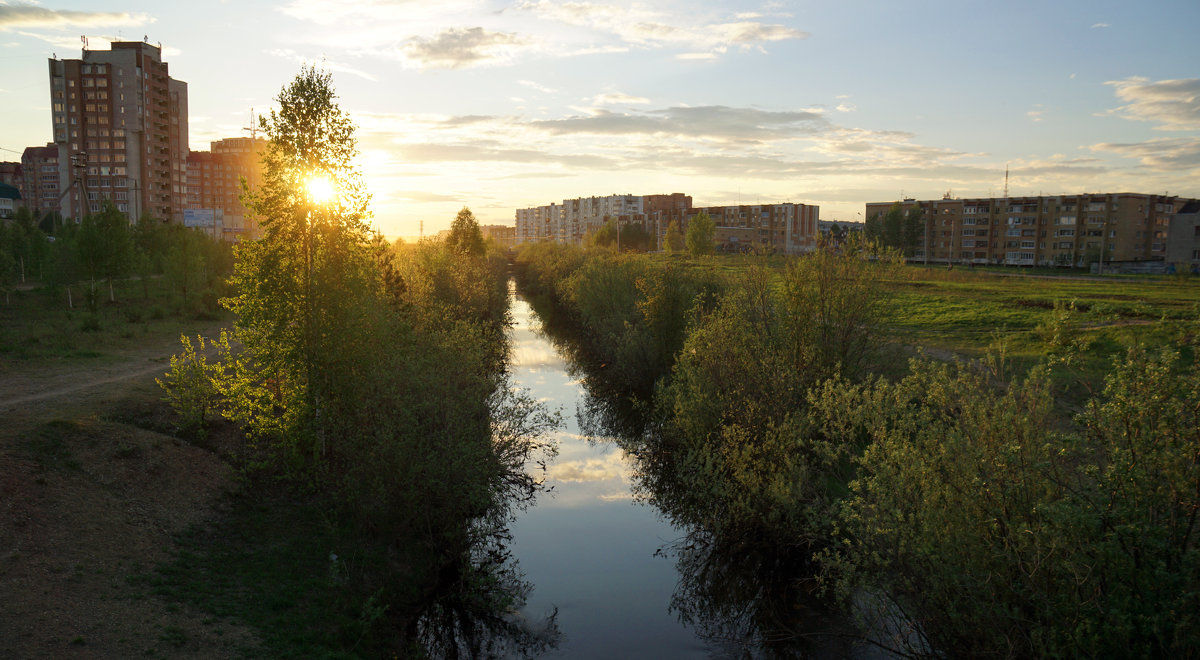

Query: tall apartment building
(561, 194), (643, 243)
(186, 137), (266, 239)
(48, 41), (188, 222)
(865, 193), (1197, 267)
(20, 145), (62, 220)
(515, 203), (560, 244)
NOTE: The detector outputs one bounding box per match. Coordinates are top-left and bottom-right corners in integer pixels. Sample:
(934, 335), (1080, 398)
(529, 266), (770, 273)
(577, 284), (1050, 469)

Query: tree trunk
(19, 256), (25, 283)
(67, 284), (73, 309)
(109, 278), (115, 303)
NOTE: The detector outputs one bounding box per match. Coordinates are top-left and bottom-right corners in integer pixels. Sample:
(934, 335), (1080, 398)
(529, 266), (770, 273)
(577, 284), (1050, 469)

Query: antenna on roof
(1004, 164), (1009, 198)
(81, 35), (88, 51)
(242, 107), (258, 140)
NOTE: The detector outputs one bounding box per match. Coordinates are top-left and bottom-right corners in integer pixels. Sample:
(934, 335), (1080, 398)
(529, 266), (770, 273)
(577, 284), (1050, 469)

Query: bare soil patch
(0, 329), (259, 659)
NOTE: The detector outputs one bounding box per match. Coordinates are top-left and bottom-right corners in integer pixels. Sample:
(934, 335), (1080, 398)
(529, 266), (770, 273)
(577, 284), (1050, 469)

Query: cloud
(1027, 106), (1044, 122)
(1091, 22), (1110, 29)
(266, 48), (377, 80)
(1103, 77), (1200, 130)
(514, 1), (807, 56)
(0, 4), (152, 30)
(518, 79), (556, 94)
(1090, 137), (1200, 171)
(396, 142), (616, 168)
(277, 0), (475, 24)
(399, 27), (527, 69)
(836, 102), (856, 113)
(548, 453), (630, 483)
(592, 91), (650, 105)
(529, 105), (829, 142)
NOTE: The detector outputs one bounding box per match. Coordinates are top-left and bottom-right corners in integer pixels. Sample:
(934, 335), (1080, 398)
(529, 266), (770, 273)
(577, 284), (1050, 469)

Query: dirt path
(0, 326), (258, 659)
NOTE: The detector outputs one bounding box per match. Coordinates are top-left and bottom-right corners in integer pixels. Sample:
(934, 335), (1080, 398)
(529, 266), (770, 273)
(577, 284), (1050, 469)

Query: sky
(1, 0), (1198, 238)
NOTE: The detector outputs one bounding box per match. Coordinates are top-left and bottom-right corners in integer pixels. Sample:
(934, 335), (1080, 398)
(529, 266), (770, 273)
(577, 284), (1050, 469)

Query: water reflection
(516, 285), (864, 659)
(507, 287), (709, 658)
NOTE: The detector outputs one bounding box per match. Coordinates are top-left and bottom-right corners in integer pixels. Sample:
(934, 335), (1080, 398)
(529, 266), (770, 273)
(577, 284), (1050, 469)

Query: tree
(74, 202), (133, 303)
(222, 64), (376, 458)
(588, 219), (618, 249)
(619, 222), (652, 252)
(686, 211), (715, 257)
(902, 204), (924, 257)
(665, 220), (684, 254)
(446, 206), (485, 257)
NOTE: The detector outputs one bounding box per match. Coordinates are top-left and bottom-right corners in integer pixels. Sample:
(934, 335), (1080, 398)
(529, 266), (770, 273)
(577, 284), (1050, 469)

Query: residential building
(48, 40), (188, 222)
(186, 137), (266, 240)
(865, 193), (1198, 267)
(651, 202), (820, 254)
(1167, 201), (1200, 273)
(516, 193), (819, 253)
(0, 182), (20, 220)
(480, 224), (516, 248)
(0, 162), (21, 194)
(20, 145), (63, 220)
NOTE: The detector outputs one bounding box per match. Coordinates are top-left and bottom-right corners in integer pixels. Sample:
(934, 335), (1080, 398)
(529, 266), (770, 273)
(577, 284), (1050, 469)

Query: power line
(0, 145), (26, 156)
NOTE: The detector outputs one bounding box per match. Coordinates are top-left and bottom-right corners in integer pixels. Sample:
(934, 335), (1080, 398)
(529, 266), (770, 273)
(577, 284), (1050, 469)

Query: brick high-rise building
(186, 137), (266, 239)
(20, 145), (61, 220)
(48, 40), (188, 222)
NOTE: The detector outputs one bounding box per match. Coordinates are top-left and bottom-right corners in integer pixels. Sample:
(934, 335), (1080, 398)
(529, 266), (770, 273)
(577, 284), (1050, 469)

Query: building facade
(865, 193), (1197, 267)
(48, 40), (188, 223)
(186, 137), (265, 240)
(1166, 201), (1200, 272)
(20, 145), (62, 220)
(650, 202), (820, 254)
(516, 193), (819, 253)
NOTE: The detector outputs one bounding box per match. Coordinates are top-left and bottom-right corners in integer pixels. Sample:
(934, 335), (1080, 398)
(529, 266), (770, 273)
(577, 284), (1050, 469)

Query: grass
(630, 253), (1200, 404)
(18, 420), (84, 472)
(145, 482), (398, 660)
(0, 276), (231, 365)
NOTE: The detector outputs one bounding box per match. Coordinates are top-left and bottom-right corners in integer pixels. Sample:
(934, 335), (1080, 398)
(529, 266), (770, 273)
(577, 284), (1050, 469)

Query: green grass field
(0, 276), (229, 366)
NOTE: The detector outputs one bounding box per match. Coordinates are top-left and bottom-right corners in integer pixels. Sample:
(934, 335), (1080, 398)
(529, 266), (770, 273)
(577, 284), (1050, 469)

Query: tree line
(0, 203), (230, 312)
(515, 240), (1200, 657)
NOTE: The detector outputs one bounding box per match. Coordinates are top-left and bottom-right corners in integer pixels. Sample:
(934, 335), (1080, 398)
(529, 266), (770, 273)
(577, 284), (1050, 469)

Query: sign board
(183, 208), (222, 228)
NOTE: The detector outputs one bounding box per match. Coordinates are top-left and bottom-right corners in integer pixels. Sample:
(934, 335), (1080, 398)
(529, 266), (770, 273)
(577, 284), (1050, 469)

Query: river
(505, 286), (710, 658)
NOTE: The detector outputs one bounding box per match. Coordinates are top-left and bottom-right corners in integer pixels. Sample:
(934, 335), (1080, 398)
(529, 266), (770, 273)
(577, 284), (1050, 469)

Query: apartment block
(865, 193), (1198, 267)
(0, 162), (21, 192)
(651, 202), (820, 254)
(20, 145), (62, 220)
(186, 137), (266, 239)
(516, 193), (818, 253)
(48, 40), (188, 222)
(1166, 201), (1200, 271)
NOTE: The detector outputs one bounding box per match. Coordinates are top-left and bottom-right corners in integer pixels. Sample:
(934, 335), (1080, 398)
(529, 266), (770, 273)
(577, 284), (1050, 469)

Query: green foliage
(664, 220), (684, 254)
(157, 334), (224, 437)
(75, 201), (134, 300)
(686, 211), (715, 257)
(865, 202), (924, 256)
(446, 206), (486, 257)
(819, 341), (1200, 657)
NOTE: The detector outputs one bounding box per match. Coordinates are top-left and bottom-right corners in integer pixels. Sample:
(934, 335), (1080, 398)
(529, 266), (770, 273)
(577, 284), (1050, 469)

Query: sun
(306, 175), (335, 204)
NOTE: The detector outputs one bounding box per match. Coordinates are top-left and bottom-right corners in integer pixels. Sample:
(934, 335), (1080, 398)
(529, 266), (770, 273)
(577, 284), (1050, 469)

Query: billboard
(183, 208), (223, 228)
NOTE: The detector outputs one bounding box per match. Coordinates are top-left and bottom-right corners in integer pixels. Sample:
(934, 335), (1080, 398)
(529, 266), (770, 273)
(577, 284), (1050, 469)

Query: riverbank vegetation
(152, 68), (558, 657)
(514, 240), (1200, 657)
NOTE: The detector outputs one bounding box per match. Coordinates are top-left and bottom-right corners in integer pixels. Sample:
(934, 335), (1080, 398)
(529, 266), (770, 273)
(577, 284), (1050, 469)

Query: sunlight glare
(307, 175), (335, 204)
